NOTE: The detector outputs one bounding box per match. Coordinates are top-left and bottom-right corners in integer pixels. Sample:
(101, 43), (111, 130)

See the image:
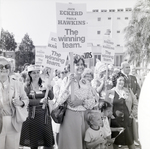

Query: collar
(0, 77), (9, 89)
(121, 71), (128, 78)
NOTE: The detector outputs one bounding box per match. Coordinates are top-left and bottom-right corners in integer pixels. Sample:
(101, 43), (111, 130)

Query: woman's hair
(112, 72), (125, 87)
(0, 56), (11, 72)
(81, 68), (94, 79)
(28, 71), (42, 87)
(74, 55), (86, 67)
(85, 110), (100, 127)
(98, 100), (112, 112)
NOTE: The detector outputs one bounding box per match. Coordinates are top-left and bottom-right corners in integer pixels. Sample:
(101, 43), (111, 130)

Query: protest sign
(56, 3), (87, 54)
(42, 48), (68, 71)
(48, 32), (57, 49)
(75, 52), (93, 60)
(35, 48), (45, 66)
(101, 37), (115, 65)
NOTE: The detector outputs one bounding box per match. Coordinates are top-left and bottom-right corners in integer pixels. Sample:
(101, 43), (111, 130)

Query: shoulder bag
(51, 102), (67, 124)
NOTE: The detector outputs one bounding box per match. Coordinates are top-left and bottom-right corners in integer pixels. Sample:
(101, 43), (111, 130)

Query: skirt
(58, 109), (87, 149)
(20, 109), (54, 147)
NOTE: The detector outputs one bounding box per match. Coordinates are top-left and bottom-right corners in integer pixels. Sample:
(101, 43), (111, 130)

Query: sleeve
(103, 118), (111, 137)
(53, 81), (61, 99)
(17, 81), (29, 107)
(84, 129), (92, 142)
(136, 81), (141, 99)
(56, 77), (70, 106)
(130, 88), (138, 118)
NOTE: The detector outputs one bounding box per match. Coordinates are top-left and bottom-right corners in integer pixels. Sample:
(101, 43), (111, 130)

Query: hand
(116, 127), (124, 132)
(68, 95), (83, 107)
(12, 98), (24, 107)
(115, 110), (124, 117)
(40, 97), (47, 104)
(108, 138), (115, 143)
(67, 73), (74, 86)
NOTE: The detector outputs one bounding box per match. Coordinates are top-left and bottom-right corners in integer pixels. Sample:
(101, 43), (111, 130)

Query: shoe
(134, 141), (140, 146)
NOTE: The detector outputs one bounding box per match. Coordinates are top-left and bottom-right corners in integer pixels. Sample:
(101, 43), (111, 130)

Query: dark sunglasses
(0, 64), (10, 70)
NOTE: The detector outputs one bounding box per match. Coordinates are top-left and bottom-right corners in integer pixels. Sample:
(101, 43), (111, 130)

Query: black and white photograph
(0, 0), (149, 149)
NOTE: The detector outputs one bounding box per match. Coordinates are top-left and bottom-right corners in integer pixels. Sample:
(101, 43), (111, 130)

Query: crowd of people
(0, 55), (146, 149)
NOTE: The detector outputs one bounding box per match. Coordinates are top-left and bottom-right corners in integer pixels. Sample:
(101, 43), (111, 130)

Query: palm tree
(124, 0), (150, 67)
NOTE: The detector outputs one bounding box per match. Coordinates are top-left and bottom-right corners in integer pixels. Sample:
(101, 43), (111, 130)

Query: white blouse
(57, 77), (96, 111)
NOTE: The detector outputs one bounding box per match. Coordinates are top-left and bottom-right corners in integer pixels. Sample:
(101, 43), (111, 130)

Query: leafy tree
(0, 29), (17, 51)
(124, 0), (150, 67)
(15, 34), (35, 71)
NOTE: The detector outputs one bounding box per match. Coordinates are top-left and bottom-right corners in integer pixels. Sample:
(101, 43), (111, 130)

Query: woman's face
(75, 59), (85, 75)
(116, 76), (124, 88)
(84, 73), (93, 82)
(0, 59), (10, 78)
(30, 70), (40, 80)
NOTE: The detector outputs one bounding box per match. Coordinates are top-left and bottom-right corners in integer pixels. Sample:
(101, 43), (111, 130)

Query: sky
(1, 0), (137, 46)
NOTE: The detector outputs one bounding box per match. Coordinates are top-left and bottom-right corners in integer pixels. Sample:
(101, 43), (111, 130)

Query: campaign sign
(35, 48), (45, 66)
(56, 3), (87, 54)
(101, 38), (115, 65)
(42, 48), (68, 71)
(48, 32), (57, 49)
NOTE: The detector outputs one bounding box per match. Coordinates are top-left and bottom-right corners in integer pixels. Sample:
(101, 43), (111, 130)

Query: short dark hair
(112, 72), (125, 87)
(74, 55), (86, 67)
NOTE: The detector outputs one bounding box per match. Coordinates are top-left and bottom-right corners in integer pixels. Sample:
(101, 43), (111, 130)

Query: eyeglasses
(0, 64), (10, 70)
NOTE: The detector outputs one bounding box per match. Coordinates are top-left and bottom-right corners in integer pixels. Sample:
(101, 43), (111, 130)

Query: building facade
(87, 8), (132, 66)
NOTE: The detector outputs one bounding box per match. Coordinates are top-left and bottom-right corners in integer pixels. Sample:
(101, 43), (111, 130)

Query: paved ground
(20, 144), (141, 149)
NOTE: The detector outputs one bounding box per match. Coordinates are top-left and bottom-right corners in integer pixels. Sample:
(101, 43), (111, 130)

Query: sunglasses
(0, 64), (10, 70)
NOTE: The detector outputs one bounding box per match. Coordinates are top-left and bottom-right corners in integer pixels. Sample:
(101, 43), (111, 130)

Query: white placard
(48, 32), (57, 49)
(56, 3), (87, 54)
(101, 37), (115, 64)
(42, 47), (68, 71)
(35, 48), (45, 66)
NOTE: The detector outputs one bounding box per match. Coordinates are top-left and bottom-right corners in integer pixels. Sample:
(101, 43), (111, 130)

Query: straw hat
(27, 65), (41, 72)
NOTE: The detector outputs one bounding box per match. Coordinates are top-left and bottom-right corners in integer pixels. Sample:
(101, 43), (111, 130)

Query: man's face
(123, 63), (130, 75)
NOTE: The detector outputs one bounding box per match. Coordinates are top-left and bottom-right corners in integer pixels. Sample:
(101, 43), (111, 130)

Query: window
(126, 8), (132, 11)
(117, 9), (123, 12)
(117, 31), (120, 33)
(117, 44), (120, 46)
(98, 17), (101, 21)
(93, 9), (99, 12)
(109, 9), (115, 12)
(125, 17), (128, 20)
(97, 44), (100, 46)
(116, 56), (119, 66)
(120, 55), (123, 65)
(97, 31), (101, 34)
(94, 55), (101, 65)
(117, 17), (120, 20)
(108, 17), (111, 20)
(101, 10), (107, 12)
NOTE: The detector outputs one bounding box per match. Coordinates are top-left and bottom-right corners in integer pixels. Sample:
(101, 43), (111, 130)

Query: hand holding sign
(42, 68), (54, 109)
(114, 128), (125, 139)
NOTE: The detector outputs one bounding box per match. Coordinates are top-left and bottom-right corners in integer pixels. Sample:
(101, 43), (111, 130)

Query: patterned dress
(20, 85), (54, 148)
